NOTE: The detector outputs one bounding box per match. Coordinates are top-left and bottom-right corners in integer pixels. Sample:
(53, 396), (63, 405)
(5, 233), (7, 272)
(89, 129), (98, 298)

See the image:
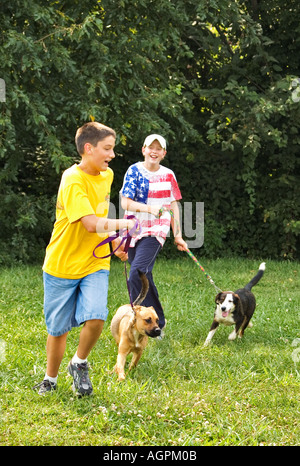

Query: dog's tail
(133, 270), (149, 306)
(244, 262), (266, 291)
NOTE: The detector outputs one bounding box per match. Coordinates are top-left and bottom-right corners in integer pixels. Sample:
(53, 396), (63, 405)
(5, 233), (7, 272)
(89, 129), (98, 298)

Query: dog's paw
(228, 330), (237, 341)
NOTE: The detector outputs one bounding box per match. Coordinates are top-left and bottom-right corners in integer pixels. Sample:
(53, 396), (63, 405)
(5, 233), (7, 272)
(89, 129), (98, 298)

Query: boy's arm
(121, 196), (161, 217)
(80, 214), (134, 234)
(81, 215), (132, 261)
(170, 200), (188, 252)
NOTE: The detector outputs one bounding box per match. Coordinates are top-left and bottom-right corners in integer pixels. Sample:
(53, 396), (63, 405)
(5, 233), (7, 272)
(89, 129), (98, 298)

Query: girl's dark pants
(128, 236), (165, 329)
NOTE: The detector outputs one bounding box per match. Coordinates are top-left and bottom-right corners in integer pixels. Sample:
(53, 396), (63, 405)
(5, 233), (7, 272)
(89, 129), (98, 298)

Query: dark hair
(75, 122), (116, 155)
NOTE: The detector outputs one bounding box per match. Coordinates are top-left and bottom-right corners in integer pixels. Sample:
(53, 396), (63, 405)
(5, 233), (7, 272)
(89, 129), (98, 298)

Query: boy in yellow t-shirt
(34, 122), (134, 396)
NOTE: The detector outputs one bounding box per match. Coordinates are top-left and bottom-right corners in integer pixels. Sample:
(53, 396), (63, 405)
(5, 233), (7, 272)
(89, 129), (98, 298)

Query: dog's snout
(148, 327), (161, 338)
(221, 306), (226, 312)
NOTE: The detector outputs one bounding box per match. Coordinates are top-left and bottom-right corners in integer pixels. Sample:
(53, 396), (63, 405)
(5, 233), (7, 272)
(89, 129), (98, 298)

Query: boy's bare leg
(76, 319), (104, 360)
(45, 319), (103, 378)
(46, 333), (68, 378)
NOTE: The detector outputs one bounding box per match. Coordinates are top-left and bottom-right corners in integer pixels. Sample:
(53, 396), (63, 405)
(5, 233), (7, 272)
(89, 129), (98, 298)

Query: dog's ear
(233, 293), (240, 304)
(133, 305), (141, 314)
(215, 292), (223, 303)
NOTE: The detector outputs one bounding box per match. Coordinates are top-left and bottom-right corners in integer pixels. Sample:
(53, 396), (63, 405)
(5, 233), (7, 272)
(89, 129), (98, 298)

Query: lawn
(0, 257), (299, 446)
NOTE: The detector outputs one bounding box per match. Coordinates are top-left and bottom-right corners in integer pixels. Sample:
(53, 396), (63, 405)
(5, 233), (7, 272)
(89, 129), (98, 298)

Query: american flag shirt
(120, 162), (182, 246)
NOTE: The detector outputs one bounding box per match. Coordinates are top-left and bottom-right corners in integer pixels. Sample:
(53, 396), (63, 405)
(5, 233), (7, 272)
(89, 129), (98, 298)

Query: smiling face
(142, 140), (166, 172)
(80, 135), (116, 175)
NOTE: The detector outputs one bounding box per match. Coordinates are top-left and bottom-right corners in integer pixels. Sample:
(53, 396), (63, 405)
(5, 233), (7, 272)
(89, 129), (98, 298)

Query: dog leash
(186, 249), (222, 292)
(123, 260), (135, 312)
(159, 206), (222, 293)
(93, 215), (141, 310)
(93, 215), (141, 259)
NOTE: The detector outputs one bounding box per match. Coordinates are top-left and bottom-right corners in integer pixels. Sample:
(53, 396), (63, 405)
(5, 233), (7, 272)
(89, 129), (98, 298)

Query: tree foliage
(0, 0), (299, 263)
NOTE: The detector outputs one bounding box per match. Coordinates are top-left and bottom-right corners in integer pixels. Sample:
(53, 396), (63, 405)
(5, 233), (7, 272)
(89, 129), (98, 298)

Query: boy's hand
(111, 237), (128, 262)
(114, 249), (128, 261)
(127, 217), (142, 237)
(127, 218), (136, 231)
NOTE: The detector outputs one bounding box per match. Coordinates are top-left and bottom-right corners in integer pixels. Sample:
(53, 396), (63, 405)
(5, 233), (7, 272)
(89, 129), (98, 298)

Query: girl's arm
(170, 201), (188, 251)
(121, 196), (161, 217)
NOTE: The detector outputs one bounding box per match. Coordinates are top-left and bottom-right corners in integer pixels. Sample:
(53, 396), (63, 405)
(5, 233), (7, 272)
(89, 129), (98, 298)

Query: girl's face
(142, 140), (166, 171)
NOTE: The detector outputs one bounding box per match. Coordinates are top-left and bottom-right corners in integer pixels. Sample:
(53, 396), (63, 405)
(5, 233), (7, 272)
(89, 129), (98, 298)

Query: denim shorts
(43, 269), (109, 336)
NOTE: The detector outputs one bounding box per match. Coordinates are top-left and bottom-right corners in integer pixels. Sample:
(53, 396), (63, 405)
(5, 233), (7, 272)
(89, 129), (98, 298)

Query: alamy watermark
(291, 78), (300, 103)
(104, 200), (204, 249)
(291, 338), (300, 368)
(0, 78), (5, 102)
(0, 339), (6, 363)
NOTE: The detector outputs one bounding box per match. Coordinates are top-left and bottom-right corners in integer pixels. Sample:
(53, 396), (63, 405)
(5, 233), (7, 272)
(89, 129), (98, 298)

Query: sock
(44, 373), (58, 384)
(72, 351), (87, 365)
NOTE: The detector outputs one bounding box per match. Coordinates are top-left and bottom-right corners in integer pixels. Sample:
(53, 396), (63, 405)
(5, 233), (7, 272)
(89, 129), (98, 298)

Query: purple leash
(93, 215), (141, 310)
(93, 215), (141, 259)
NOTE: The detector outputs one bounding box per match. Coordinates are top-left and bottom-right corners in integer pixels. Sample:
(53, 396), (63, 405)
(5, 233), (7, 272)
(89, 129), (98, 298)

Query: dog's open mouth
(222, 310), (230, 318)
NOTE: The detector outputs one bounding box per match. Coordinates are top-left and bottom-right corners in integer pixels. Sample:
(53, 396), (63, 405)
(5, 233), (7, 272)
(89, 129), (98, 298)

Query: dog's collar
(131, 310), (136, 323)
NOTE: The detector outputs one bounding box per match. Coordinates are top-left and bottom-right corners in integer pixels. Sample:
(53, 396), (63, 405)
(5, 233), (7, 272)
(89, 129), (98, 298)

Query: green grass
(0, 257), (299, 446)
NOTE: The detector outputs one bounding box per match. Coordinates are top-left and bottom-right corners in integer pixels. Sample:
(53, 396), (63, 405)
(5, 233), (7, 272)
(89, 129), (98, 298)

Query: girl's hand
(149, 206), (163, 217)
(174, 237), (188, 252)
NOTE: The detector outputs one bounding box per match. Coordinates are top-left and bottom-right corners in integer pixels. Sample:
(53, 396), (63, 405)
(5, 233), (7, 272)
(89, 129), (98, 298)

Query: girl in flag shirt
(120, 134), (188, 330)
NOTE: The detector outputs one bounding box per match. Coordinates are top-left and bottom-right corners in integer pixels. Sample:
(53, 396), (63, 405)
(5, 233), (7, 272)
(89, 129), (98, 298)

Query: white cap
(143, 134), (167, 149)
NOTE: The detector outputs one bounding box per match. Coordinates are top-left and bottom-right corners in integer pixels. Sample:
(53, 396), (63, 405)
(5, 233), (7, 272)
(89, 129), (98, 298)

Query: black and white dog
(204, 262), (266, 346)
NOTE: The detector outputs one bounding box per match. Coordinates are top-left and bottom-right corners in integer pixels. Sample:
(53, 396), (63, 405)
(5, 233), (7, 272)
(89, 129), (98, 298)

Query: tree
(0, 0), (299, 262)
(0, 0), (196, 262)
(171, 0), (300, 258)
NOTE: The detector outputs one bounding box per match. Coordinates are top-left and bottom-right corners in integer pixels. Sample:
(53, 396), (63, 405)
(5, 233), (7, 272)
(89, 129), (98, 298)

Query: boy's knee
(84, 319), (104, 332)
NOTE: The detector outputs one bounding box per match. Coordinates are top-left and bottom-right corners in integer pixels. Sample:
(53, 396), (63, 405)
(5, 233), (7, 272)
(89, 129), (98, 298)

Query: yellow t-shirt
(43, 164), (113, 279)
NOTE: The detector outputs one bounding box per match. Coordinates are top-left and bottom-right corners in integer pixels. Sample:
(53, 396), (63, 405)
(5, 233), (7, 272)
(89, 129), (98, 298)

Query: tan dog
(111, 272), (161, 381)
